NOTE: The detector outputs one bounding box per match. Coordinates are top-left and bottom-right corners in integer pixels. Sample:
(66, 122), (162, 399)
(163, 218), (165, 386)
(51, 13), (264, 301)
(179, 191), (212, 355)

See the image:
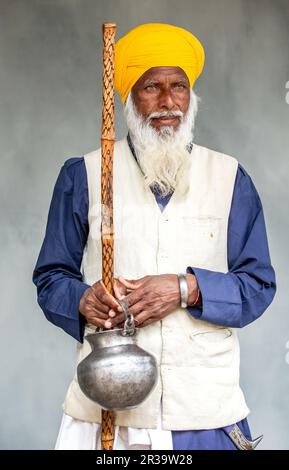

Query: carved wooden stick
(100, 22), (116, 451)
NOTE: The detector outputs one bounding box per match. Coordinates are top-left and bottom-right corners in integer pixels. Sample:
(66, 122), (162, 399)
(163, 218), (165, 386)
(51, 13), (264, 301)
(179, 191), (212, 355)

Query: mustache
(146, 109), (184, 122)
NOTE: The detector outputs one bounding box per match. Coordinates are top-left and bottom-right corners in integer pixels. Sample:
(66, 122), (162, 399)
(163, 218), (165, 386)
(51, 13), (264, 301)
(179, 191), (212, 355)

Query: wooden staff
(100, 22), (116, 451)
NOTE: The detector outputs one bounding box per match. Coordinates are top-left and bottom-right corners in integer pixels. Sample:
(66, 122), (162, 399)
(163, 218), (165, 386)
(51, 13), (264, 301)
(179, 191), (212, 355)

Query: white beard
(124, 89), (199, 197)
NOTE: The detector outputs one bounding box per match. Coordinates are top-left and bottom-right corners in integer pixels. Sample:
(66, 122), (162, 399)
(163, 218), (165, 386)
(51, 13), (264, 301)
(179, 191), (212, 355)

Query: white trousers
(55, 413), (173, 450)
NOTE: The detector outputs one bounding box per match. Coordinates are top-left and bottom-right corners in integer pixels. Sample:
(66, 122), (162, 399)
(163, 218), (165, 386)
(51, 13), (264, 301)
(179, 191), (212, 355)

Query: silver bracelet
(178, 273), (189, 308)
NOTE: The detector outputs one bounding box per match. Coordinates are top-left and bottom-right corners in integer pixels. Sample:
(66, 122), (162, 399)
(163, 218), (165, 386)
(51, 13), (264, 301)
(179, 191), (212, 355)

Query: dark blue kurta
(32, 141), (276, 449)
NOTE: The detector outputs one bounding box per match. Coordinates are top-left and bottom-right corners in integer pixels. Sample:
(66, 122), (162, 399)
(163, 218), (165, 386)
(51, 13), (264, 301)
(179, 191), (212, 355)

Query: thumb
(113, 279), (126, 300)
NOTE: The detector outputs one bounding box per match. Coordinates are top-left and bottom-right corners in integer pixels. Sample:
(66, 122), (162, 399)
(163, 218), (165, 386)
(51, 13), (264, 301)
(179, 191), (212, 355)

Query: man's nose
(158, 90), (176, 110)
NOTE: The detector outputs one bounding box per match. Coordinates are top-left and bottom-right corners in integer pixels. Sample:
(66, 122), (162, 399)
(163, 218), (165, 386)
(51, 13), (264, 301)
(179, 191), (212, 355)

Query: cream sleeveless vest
(63, 138), (249, 430)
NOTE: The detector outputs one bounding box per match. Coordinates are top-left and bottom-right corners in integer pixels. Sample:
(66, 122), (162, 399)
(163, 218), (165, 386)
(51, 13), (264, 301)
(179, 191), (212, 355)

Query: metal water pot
(77, 301), (158, 410)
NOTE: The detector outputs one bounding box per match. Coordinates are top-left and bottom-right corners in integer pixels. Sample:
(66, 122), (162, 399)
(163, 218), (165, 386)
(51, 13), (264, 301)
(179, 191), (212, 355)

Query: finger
(127, 300), (145, 317)
(87, 295), (110, 314)
(113, 279), (126, 300)
(134, 311), (151, 326)
(98, 315), (125, 330)
(87, 307), (108, 320)
(108, 308), (116, 318)
(107, 312), (125, 328)
(108, 307), (126, 318)
(118, 276), (143, 290)
(96, 281), (123, 312)
(104, 319), (112, 329)
(123, 289), (144, 308)
(134, 317), (140, 327)
(139, 318), (155, 328)
(88, 317), (110, 329)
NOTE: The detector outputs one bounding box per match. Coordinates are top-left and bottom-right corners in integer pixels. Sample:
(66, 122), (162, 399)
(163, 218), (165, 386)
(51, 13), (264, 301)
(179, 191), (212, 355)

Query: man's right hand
(79, 280), (124, 329)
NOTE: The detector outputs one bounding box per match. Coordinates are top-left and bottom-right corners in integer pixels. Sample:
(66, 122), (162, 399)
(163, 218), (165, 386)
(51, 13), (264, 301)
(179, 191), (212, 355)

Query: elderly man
(33, 23), (276, 450)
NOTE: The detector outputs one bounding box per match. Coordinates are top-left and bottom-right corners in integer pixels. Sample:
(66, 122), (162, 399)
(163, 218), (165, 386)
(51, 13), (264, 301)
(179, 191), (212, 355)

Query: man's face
(131, 66), (190, 132)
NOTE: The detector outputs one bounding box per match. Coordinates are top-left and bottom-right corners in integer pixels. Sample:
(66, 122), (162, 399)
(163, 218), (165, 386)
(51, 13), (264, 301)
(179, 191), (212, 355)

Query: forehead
(137, 66), (189, 83)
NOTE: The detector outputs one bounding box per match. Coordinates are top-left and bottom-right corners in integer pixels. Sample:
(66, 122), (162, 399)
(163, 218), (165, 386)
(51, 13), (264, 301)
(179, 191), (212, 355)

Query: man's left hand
(106, 274), (195, 329)
(109, 274), (180, 328)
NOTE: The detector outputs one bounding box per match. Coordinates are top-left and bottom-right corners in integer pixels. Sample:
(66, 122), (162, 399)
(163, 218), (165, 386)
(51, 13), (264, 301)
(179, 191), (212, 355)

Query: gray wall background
(0, 0), (288, 450)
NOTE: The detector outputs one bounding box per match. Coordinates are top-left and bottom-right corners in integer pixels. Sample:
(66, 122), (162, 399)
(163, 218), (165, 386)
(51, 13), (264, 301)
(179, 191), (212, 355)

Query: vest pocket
(179, 216), (224, 266)
(189, 328), (235, 368)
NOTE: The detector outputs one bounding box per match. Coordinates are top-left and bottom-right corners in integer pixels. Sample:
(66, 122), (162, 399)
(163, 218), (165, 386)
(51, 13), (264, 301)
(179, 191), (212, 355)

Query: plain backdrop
(0, 0), (288, 449)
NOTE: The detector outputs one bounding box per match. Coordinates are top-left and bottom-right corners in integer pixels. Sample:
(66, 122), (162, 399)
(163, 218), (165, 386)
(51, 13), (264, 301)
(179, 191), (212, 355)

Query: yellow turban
(114, 23), (205, 103)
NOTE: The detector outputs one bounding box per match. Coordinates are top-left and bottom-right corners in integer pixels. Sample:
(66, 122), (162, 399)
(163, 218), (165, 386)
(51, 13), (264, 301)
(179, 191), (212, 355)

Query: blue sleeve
(32, 157), (90, 342)
(186, 164), (276, 328)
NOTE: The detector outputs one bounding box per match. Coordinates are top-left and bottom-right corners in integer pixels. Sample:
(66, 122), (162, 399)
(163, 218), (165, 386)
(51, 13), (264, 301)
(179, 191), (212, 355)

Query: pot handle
(118, 299), (135, 336)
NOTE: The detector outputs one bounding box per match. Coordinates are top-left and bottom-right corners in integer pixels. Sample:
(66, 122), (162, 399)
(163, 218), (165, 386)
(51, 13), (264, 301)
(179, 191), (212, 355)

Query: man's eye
(174, 83), (186, 89)
(145, 84), (157, 90)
